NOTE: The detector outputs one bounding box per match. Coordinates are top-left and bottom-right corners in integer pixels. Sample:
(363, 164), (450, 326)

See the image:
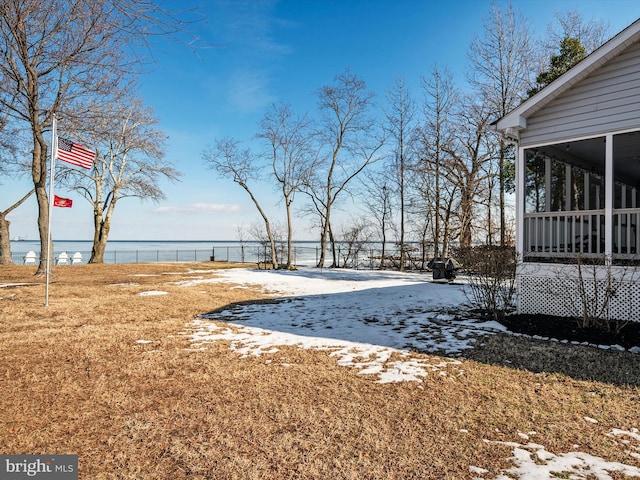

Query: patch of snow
(469, 465), (488, 474)
(189, 321), (464, 384)
(485, 439), (640, 479)
(138, 290), (168, 296)
(0, 283), (36, 288)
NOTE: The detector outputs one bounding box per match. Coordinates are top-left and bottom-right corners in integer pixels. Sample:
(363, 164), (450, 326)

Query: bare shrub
(459, 245), (517, 320)
(550, 254), (636, 333)
(338, 220), (372, 268)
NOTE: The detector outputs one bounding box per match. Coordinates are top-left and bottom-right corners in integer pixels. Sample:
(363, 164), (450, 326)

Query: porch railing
(524, 209), (639, 260)
(614, 208), (639, 259)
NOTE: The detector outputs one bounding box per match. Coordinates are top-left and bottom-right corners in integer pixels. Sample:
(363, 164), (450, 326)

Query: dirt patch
(464, 313), (640, 385)
(466, 334), (640, 385)
(499, 314), (640, 350)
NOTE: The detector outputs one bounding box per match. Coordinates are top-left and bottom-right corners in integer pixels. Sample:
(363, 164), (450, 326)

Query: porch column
(515, 145), (525, 256)
(515, 144), (525, 315)
(604, 133), (613, 261)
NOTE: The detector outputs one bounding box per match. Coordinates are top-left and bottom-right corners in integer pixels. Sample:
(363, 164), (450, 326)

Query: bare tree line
(204, 6), (610, 269)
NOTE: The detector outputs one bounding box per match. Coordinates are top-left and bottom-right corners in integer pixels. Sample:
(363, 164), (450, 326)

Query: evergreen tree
(528, 37), (587, 97)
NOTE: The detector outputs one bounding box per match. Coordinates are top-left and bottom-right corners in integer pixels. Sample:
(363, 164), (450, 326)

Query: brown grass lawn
(1, 262), (639, 479)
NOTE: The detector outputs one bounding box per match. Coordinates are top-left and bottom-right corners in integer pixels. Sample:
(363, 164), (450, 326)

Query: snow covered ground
(174, 267), (640, 480)
(185, 268), (504, 382)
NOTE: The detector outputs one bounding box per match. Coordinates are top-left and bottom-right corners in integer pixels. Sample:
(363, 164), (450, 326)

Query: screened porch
(523, 132), (640, 262)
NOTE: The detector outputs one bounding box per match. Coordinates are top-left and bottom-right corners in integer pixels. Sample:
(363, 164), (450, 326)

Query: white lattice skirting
(518, 264), (640, 322)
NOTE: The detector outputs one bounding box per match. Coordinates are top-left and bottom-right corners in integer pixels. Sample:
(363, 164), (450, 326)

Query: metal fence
(11, 242), (442, 270)
(11, 245), (321, 266)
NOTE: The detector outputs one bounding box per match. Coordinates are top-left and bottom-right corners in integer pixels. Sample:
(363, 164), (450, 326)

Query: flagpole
(45, 115), (57, 307)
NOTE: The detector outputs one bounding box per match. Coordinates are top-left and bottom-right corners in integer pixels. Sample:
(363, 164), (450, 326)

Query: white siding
(521, 40), (640, 146)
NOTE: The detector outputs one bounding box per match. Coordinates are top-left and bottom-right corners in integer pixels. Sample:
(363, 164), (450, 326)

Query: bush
(458, 246), (517, 321)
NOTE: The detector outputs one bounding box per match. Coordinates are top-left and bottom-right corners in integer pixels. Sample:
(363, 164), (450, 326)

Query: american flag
(56, 137), (96, 170)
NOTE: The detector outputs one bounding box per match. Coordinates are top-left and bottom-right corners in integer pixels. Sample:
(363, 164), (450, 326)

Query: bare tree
(58, 96), (180, 263)
(203, 137), (279, 269)
(467, 1), (536, 246)
(360, 169), (394, 268)
(415, 65), (458, 258)
(544, 10), (610, 55)
(308, 69), (384, 268)
(257, 102), (315, 268)
(445, 95), (495, 249)
(0, 0), (192, 274)
(384, 77), (416, 270)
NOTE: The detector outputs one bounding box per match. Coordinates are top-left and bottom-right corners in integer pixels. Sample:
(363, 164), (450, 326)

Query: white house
(495, 18), (640, 322)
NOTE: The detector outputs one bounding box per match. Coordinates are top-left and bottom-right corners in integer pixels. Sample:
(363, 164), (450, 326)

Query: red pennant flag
(53, 195), (73, 208)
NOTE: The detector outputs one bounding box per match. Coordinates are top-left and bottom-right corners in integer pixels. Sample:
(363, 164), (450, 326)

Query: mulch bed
(499, 314), (640, 350)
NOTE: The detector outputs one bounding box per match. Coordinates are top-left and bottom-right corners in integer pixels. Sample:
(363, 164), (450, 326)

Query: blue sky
(3, 0), (639, 241)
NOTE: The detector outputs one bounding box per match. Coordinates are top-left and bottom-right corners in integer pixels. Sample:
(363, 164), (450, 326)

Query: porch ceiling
(533, 133), (640, 186)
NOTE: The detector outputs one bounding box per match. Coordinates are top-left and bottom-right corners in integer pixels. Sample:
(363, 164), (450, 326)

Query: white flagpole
(45, 115), (57, 307)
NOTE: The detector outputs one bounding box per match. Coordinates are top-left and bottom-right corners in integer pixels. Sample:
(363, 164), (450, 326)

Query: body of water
(9, 239), (433, 269)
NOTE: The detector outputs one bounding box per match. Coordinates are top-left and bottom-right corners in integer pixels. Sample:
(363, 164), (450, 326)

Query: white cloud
(227, 69), (277, 113)
(154, 203), (240, 215)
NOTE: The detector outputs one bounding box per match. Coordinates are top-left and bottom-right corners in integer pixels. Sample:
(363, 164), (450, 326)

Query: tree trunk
(399, 158), (405, 271)
(243, 184), (278, 269)
(89, 193), (114, 264)
(34, 184), (50, 276)
(460, 188), (474, 249)
(381, 225), (386, 269)
(90, 218), (110, 263)
(317, 201), (331, 268)
(329, 223), (337, 268)
(285, 195), (293, 268)
(0, 214), (11, 264)
(31, 120), (50, 276)
(0, 189), (35, 265)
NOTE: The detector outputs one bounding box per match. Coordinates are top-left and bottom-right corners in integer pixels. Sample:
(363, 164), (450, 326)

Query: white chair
(56, 252), (68, 265)
(72, 252), (82, 264)
(23, 251), (36, 265)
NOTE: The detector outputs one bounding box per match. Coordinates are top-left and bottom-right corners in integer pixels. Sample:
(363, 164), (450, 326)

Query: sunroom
(523, 133), (639, 262)
(496, 18), (640, 321)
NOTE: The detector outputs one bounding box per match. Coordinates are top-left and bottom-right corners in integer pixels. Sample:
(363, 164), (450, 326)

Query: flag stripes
(56, 137), (95, 169)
